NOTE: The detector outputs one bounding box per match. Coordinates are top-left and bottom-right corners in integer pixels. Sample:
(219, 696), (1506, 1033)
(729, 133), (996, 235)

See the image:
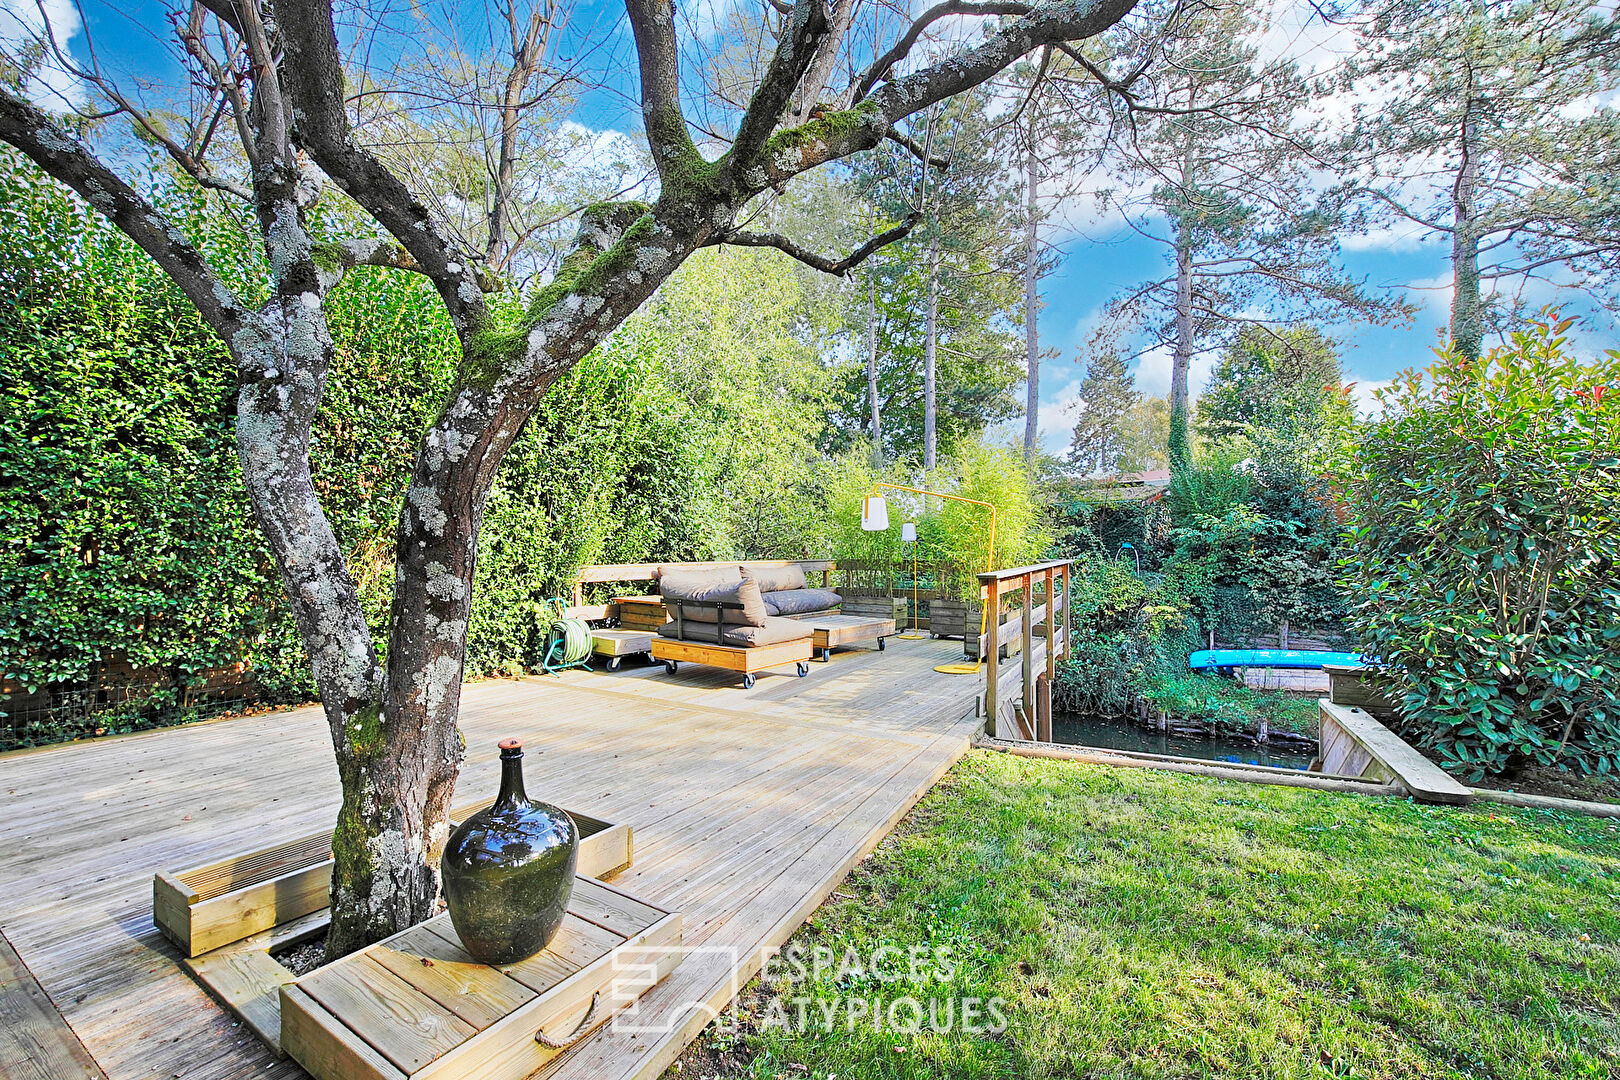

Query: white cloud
(0, 0), (86, 108)
(1339, 224), (1438, 254)
(1133, 343), (1215, 402)
(1035, 375), (1084, 453)
(1251, 0), (1357, 78)
(1347, 377), (1392, 418)
(1405, 271), (1454, 320)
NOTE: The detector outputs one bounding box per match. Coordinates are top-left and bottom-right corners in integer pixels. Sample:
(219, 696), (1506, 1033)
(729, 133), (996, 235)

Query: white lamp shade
(901, 521), (917, 543)
(860, 494), (890, 532)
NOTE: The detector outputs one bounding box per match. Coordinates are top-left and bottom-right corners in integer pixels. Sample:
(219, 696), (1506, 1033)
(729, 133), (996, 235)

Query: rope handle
(534, 991), (600, 1049)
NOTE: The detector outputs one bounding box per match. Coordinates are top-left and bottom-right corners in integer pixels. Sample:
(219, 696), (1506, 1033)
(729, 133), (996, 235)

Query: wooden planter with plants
(154, 799), (648, 1063)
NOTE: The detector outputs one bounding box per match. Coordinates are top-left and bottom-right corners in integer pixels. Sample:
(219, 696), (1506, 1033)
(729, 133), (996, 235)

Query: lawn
(672, 751), (1620, 1080)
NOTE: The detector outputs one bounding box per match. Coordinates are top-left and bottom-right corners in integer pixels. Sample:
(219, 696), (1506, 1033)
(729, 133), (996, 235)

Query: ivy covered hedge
(0, 152), (711, 742)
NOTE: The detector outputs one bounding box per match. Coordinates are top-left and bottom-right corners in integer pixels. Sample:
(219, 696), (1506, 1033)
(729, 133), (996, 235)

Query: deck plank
(0, 636), (980, 1080)
(0, 929), (106, 1080)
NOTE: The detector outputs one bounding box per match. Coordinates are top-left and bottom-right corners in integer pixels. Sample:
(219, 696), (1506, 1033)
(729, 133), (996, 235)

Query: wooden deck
(0, 635), (984, 1080)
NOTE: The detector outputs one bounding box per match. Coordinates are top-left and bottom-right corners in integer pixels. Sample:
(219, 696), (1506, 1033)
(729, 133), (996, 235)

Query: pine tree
(1338, 0), (1620, 360)
(1085, 2), (1407, 471)
(1067, 350), (1141, 474)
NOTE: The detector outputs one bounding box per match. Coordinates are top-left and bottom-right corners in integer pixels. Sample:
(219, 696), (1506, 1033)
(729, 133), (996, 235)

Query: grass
(671, 751), (1620, 1080)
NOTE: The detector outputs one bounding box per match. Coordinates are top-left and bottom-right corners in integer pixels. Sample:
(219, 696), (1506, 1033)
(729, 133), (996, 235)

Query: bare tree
(1, 0), (1140, 955)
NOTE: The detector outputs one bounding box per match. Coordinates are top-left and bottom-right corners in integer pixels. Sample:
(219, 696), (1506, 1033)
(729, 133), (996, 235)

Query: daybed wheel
(742, 673), (757, 689)
(664, 659), (679, 674)
(796, 662), (810, 677)
(878, 636), (886, 651)
(607, 656), (622, 671)
(819, 647), (831, 662)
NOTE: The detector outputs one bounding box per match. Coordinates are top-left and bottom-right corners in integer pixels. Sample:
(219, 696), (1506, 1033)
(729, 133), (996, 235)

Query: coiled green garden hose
(539, 597), (594, 674)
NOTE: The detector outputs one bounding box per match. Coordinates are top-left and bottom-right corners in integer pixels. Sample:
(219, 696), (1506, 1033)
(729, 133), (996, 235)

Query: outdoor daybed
(649, 565), (842, 687)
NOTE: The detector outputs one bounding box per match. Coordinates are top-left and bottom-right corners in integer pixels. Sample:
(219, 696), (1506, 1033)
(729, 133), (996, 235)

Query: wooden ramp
(0, 636), (981, 1080)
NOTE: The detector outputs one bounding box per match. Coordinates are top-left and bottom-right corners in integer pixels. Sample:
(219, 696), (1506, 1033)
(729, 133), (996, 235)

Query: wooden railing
(978, 559), (1074, 742)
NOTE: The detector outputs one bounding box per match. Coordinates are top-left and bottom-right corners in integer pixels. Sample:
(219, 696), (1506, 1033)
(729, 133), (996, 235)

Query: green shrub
(1342, 313), (1620, 779)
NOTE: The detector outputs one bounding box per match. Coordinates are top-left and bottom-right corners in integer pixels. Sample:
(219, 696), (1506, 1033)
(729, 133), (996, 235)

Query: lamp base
(933, 661), (981, 675)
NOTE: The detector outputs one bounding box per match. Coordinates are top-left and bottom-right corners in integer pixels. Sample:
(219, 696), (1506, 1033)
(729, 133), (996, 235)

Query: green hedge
(0, 152), (708, 743)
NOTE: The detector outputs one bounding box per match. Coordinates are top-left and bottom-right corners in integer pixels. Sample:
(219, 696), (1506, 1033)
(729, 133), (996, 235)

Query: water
(1051, 713), (1317, 771)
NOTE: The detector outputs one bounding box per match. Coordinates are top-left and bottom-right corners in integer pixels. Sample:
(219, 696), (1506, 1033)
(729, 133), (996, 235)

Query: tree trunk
(924, 235), (940, 472)
(1023, 123), (1040, 462)
(1169, 226), (1194, 472)
(325, 208), (706, 956)
(866, 265), (883, 464)
(1450, 102), (1483, 363)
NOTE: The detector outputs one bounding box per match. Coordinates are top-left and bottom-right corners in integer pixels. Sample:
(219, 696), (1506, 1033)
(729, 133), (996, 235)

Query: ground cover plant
(676, 751), (1620, 1079)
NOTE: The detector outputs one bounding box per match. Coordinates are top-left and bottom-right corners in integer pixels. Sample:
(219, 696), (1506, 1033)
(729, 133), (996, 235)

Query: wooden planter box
(155, 805), (634, 1054)
(928, 598), (981, 641)
(837, 593), (908, 626)
(282, 877), (682, 1080)
(156, 805), (630, 959)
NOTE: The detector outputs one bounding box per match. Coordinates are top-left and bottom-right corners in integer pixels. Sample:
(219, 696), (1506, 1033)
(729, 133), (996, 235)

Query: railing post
(983, 576), (999, 736)
(1044, 566), (1056, 681)
(1021, 573), (1033, 731)
(1061, 562), (1073, 662)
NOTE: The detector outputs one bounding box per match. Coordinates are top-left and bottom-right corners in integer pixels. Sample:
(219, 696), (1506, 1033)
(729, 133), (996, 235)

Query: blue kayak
(1189, 649), (1364, 671)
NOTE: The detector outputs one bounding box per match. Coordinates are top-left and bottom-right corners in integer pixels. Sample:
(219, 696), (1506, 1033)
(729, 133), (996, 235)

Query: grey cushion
(657, 615), (812, 647)
(656, 565), (740, 595)
(741, 564), (808, 594)
(661, 576), (768, 627)
(763, 588), (842, 616)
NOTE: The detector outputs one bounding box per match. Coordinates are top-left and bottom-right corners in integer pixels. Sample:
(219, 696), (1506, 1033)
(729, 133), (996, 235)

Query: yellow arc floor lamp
(860, 483), (996, 675)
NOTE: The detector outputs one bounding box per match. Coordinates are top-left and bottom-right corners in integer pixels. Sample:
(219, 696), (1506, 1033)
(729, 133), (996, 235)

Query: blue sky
(6, 0), (1615, 456)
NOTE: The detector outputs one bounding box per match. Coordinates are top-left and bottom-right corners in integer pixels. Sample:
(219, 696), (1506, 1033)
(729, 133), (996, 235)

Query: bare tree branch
(0, 86), (254, 338)
(716, 211), (921, 274)
(753, 0), (1139, 191)
(887, 125), (950, 168)
(852, 0), (1034, 104)
(277, 0), (491, 340)
(624, 0), (695, 176)
(725, 0), (833, 176)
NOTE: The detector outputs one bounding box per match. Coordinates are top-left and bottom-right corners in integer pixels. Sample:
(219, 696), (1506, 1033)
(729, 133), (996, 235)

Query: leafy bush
(1342, 314), (1620, 779)
(1053, 558), (1200, 717)
(1042, 473), (1173, 568)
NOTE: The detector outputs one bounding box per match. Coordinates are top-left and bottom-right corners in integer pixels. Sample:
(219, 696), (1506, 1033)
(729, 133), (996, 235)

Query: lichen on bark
(465, 208), (657, 383)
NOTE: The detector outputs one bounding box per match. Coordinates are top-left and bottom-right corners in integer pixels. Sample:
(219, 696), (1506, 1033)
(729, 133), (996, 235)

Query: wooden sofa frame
(649, 596), (812, 689)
